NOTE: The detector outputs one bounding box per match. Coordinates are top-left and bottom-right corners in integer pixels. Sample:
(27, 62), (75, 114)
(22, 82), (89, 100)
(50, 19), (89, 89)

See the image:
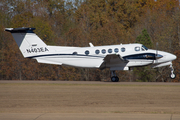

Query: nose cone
(172, 54), (177, 60)
(156, 51), (177, 63)
(166, 53), (177, 61)
(156, 54), (163, 59)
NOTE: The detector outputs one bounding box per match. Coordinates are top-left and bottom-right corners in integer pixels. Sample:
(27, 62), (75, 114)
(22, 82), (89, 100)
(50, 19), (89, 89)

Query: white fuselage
(5, 27), (177, 80)
(30, 43), (176, 70)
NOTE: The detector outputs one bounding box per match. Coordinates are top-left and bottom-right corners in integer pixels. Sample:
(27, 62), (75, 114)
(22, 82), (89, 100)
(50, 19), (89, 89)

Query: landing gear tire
(170, 73), (176, 79)
(110, 71), (119, 82)
(111, 76), (119, 82)
(115, 76), (119, 82)
(170, 64), (176, 79)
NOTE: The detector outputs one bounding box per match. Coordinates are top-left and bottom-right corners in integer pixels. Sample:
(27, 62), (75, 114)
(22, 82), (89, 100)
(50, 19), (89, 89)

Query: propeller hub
(156, 54), (163, 59)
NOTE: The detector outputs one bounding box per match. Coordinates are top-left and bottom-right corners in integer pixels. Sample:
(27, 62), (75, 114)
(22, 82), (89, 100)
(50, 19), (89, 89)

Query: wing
(99, 54), (128, 70)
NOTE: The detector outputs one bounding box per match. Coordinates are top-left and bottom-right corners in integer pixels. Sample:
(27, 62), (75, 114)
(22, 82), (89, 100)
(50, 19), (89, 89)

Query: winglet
(89, 42), (94, 47)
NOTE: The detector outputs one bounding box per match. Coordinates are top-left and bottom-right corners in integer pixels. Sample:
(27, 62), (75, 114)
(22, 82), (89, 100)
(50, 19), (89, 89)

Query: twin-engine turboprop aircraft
(5, 27), (177, 82)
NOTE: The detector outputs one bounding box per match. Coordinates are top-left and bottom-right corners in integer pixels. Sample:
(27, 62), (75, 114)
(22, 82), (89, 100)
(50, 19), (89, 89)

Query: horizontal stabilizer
(5, 27), (36, 33)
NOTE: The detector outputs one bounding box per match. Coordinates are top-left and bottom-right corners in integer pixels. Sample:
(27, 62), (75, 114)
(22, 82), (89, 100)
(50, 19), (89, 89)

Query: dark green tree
(134, 29), (156, 82)
(136, 29), (153, 48)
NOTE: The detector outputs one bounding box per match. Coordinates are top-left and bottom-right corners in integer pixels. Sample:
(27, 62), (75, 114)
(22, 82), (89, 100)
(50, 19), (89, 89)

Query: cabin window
(114, 48), (119, 53)
(85, 50), (89, 55)
(142, 45), (148, 50)
(95, 50), (100, 54)
(108, 49), (112, 53)
(121, 47), (125, 52)
(135, 47), (140, 51)
(102, 49), (106, 54)
(141, 47), (145, 51)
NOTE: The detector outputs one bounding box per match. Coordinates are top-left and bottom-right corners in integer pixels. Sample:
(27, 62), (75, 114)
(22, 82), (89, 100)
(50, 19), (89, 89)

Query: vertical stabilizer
(5, 27), (48, 58)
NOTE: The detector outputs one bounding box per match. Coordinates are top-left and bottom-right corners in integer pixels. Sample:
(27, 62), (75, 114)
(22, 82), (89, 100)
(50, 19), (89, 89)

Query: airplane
(5, 27), (177, 82)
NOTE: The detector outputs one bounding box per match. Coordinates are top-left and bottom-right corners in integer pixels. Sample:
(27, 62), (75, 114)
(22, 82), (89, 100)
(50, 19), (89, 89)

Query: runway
(1, 113), (180, 120)
(0, 81), (180, 120)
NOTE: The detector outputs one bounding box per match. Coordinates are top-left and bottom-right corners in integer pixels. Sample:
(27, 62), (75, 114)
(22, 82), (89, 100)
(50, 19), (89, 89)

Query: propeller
(156, 42), (158, 58)
(155, 42), (163, 63)
(156, 42), (159, 63)
(152, 42), (163, 68)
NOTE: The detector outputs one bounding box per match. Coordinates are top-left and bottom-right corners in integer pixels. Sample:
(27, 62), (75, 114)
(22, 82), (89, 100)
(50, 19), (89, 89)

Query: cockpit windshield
(142, 45), (148, 50)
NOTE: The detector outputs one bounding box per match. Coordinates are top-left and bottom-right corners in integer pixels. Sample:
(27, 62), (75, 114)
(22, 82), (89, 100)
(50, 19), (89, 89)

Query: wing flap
(99, 54), (128, 70)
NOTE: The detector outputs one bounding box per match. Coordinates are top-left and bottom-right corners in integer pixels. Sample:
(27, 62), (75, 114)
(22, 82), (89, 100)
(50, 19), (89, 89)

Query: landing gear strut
(111, 71), (119, 82)
(170, 64), (176, 79)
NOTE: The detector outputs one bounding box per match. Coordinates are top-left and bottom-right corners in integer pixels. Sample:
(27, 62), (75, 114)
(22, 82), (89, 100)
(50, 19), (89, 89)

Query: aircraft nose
(155, 51), (176, 63)
(167, 53), (177, 61)
(172, 54), (177, 60)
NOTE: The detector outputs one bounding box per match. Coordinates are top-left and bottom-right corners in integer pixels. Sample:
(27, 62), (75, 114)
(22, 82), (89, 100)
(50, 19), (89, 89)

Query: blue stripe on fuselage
(27, 53), (157, 60)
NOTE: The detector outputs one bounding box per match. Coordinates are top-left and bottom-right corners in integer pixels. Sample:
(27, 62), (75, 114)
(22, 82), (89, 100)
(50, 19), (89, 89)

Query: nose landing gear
(170, 64), (176, 79)
(111, 71), (119, 82)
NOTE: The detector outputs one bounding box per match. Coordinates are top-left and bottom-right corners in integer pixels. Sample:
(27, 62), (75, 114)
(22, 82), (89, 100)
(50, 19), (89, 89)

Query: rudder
(5, 27), (48, 58)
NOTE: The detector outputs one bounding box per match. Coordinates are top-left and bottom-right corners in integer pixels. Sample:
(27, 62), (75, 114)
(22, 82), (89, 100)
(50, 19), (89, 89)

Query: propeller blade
(156, 42), (158, 57)
(154, 42), (159, 64)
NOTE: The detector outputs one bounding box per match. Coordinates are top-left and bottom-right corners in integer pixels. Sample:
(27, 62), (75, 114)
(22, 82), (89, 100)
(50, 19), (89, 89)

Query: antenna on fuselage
(89, 43), (94, 47)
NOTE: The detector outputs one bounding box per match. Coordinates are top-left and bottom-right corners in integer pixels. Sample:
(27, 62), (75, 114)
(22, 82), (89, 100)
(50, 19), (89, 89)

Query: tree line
(0, 0), (180, 82)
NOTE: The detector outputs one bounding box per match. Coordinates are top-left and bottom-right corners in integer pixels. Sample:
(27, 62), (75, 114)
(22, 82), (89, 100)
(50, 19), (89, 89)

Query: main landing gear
(170, 64), (176, 79)
(111, 71), (119, 82)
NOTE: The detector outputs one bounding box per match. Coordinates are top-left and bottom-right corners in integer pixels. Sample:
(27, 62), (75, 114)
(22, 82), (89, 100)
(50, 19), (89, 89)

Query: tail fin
(5, 27), (48, 58)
